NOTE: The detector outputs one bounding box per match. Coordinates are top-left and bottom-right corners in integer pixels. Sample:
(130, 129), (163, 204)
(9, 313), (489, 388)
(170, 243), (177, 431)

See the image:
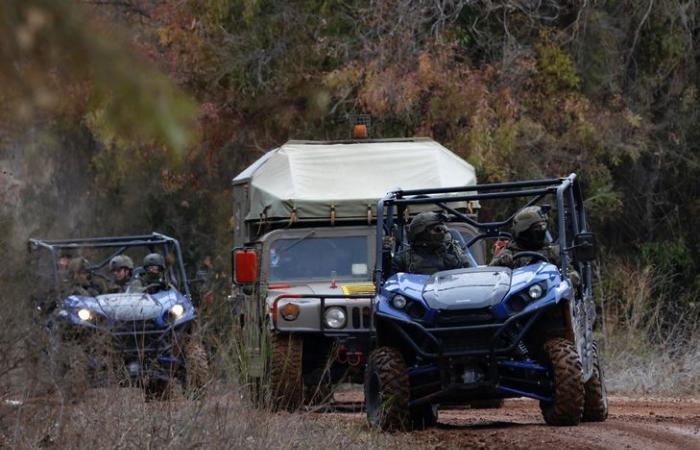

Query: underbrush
(595, 257), (700, 397)
(2, 386), (413, 450)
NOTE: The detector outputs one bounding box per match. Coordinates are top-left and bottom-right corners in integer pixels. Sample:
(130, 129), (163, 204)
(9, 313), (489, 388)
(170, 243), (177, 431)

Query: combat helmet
(67, 257), (90, 274)
(512, 206), (548, 240)
(407, 212), (447, 242)
(109, 254), (134, 272)
(143, 253), (165, 269)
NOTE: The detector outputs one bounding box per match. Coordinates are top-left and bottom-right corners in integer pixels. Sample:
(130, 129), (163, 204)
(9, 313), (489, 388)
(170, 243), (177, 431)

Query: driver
(107, 254), (134, 293)
(489, 206), (559, 268)
(127, 253), (171, 293)
(392, 211), (470, 275)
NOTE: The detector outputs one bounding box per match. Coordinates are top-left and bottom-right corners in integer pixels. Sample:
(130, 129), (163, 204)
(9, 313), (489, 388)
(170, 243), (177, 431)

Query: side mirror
(573, 232), (597, 262)
(232, 248), (258, 284)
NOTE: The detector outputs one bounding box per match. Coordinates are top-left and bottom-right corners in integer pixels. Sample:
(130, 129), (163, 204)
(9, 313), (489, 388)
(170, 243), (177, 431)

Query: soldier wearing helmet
(127, 253), (171, 293)
(489, 206), (559, 268)
(107, 254), (134, 293)
(392, 211), (469, 275)
(66, 257), (104, 296)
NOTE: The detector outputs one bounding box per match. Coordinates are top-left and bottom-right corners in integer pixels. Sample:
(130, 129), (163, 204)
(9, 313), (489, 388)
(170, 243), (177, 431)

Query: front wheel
(582, 342), (608, 421)
(540, 337), (584, 426)
(268, 333), (303, 411)
(364, 347), (410, 431)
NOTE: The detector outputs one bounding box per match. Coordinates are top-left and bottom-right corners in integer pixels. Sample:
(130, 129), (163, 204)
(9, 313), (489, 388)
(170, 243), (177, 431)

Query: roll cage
(28, 233), (191, 302)
(373, 173), (592, 288)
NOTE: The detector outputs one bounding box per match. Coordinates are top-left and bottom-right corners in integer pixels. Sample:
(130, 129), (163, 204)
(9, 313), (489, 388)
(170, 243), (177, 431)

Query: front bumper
(271, 294), (374, 336)
(59, 320), (192, 382)
(377, 303), (551, 359)
(377, 303), (560, 406)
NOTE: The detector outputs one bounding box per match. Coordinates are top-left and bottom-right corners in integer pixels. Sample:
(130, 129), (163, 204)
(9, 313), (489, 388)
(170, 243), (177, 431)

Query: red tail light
(233, 249), (258, 284)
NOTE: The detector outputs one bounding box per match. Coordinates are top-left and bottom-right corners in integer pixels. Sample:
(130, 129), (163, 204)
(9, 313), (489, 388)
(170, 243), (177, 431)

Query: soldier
(489, 206), (579, 286)
(66, 257), (104, 296)
(128, 253), (171, 294)
(107, 254), (134, 293)
(392, 211), (470, 275)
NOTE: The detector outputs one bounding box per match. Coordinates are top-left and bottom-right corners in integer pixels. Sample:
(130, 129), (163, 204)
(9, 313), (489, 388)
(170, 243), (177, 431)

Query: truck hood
(422, 267), (512, 310)
(95, 293), (163, 321)
(266, 281), (375, 300)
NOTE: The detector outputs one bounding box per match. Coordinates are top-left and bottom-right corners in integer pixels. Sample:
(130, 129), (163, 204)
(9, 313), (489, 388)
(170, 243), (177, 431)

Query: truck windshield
(268, 236), (369, 281)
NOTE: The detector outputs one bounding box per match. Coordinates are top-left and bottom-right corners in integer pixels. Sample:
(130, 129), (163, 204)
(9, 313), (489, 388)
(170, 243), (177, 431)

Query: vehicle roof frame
(373, 174), (589, 286)
(28, 232), (191, 300)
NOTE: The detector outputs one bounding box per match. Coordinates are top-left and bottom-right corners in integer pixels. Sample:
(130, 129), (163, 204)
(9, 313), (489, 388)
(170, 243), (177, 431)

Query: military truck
(231, 136), (482, 409)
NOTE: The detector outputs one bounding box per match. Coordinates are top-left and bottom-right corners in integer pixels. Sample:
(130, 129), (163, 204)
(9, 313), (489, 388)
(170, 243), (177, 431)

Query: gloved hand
(494, 251), (513, 267)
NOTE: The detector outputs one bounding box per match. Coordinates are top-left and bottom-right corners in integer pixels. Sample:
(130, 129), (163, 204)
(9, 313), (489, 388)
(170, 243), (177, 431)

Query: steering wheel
(144, 282), (167, 294)
(512, 251), (550, 265)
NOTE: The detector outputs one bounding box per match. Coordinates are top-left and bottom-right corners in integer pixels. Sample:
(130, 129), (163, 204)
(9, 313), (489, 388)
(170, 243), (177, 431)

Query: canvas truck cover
(233, 138), (477, 224)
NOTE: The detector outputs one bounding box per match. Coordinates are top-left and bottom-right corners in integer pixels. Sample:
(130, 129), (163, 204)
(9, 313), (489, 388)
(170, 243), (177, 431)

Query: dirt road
(328, 393), (700, 450)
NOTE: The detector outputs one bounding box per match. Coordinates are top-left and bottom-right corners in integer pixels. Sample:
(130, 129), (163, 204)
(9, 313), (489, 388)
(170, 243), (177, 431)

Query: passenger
(489, 206), (558, 268)
(107, 254), (134, 293)
(392, 212), (470, 275)
(128, 253), (171, 294)
(66, 257), (104, 296)
(489, 206), (580, 285)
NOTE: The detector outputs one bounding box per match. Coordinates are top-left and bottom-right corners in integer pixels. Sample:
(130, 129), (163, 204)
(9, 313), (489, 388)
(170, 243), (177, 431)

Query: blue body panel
(378, 263), (572, 324)
(60, 289), (196, 330)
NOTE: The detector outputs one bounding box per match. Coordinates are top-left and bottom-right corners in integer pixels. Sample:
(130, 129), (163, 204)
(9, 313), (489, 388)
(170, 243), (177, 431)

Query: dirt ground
(327, 391), (700, 450)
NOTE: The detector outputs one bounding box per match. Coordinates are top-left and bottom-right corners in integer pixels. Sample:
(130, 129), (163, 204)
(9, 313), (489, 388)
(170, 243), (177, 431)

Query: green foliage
(535, 32), (581, 94)
(640, 239), (695, 281)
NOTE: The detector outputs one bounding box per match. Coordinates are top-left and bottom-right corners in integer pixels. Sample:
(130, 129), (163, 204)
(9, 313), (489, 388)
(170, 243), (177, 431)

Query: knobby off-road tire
(582, 342), (608, 422)
(540, 337), (584, 426)
(469, 398), (505, 409)
(268, 333), (303, 411)
(364, 347), (410, 431)
(183, 333), (210, 398)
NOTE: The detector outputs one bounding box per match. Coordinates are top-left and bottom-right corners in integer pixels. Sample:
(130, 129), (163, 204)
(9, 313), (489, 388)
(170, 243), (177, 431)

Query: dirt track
(327, 393), (700, 449)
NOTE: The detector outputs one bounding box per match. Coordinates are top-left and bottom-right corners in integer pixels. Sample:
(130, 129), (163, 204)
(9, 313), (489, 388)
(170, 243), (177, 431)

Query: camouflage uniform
(107, 254), (134, 293)
(66, 257), (104, 296)
(127, 253), (171, 293)
(489, 206), (580, 285)
(489, 240), (561, 268)
(392, 212), (470, 275)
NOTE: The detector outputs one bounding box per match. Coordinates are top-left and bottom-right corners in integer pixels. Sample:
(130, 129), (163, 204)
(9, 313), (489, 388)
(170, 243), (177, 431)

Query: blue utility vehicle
(365, 174), (607, 429)
(28, 233), (208, 399)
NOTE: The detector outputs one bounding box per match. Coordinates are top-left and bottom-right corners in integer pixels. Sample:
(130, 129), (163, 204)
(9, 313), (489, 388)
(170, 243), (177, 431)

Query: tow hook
(336, 346), (363, 366)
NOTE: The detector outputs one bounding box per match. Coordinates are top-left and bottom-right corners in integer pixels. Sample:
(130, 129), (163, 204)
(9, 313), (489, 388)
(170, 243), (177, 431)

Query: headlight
(528, 284), (544, 299)
(281, 303), (300, 321)
(323, 306), (346, 329)
(168, 304), (185, 321)
(391, 295), (407, 309)
(77, 308), (92, 321)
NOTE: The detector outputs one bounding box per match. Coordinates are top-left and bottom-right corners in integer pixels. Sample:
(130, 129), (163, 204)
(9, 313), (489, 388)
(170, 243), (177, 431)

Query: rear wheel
(582, 342), (608, 421)
(364, 347), (410, 431)
(540, 337), (584, 426)
(268, 333), (303, 411)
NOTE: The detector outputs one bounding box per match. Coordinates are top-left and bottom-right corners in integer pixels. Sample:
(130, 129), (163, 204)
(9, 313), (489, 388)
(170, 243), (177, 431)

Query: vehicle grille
(439, 333), (492, 354)
(434, 307), (494, 327)
(349, 306), (371, 329)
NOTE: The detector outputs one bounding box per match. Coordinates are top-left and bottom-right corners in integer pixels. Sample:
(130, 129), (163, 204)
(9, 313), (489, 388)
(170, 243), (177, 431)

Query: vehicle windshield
(268, 236), (369, 282)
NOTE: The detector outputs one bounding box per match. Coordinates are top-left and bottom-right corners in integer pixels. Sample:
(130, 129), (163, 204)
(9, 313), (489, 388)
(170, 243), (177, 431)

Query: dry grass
(596, 259), (700, 397)
(1, 384), (419, 450)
